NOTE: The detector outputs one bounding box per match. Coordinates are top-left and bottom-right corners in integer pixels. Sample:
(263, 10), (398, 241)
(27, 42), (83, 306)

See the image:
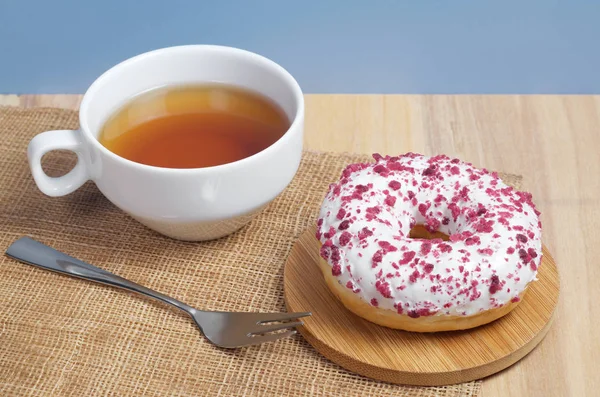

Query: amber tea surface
(98, 84), (290, 168)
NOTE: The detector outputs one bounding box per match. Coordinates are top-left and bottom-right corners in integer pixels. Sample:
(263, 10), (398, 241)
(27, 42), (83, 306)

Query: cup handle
(27, 129), (90, 197)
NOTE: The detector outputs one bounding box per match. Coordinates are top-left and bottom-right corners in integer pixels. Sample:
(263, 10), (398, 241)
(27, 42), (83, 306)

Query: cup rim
(79, 44), (304, 174)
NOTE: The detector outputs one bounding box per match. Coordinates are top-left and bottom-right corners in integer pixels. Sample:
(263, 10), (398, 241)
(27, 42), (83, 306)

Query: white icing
(317, 153), (542, 317)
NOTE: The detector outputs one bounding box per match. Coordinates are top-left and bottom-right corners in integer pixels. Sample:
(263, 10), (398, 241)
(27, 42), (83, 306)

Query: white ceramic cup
(27, 45), (304, 241)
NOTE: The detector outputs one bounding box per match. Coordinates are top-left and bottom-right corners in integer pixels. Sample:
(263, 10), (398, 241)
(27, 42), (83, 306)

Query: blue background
(0, 0), (598, 94)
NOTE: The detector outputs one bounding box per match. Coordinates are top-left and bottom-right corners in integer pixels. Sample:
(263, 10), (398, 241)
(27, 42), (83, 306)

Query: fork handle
(6, 237), (195, 314)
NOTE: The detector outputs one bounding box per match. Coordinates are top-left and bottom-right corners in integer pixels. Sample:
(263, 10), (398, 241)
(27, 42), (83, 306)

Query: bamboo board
(284, 227), (559, 386)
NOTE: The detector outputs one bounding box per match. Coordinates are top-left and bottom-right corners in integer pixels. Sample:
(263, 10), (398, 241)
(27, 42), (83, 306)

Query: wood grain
(284, 227), (559, 386)
(1, 94), (598, 396)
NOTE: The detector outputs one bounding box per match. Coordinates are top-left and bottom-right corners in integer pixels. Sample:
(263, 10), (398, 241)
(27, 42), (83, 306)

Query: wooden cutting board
(284, 227), (559, 386)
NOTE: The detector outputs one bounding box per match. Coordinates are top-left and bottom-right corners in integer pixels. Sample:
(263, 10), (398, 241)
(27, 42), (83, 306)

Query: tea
(98, 84), (290, 168)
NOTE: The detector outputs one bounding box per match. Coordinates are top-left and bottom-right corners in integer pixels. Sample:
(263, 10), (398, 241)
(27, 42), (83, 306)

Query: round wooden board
(284, 227), (560, 386)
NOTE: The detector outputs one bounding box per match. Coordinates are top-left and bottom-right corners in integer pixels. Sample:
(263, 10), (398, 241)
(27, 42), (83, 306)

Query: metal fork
(5, 237), (310, 348)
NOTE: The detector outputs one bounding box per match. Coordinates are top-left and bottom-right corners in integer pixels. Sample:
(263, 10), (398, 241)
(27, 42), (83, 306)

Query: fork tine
(255, 312), (312, 324)
(248, 329), (297, 346)
(250, 321), (304, 335)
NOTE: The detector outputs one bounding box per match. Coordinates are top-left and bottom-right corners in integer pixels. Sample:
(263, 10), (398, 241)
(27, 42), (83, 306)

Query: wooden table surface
(1, 94), (598, 397)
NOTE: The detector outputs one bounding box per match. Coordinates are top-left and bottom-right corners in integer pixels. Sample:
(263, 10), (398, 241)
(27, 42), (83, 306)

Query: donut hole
(408, 224), (450, 241)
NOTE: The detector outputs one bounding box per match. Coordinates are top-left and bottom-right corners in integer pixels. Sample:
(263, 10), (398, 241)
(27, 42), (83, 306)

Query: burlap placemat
(0, 107), (522, 396)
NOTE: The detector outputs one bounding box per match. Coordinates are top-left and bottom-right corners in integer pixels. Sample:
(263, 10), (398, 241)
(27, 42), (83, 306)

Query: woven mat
(0, 107), (522, 396)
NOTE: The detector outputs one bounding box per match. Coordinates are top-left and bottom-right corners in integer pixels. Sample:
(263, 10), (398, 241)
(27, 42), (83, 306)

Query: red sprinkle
(373, 164), (389, 175)
(418, 202), (431, 216)
(399, 251), (416, 265)
(358, 227), (373, 240)
(372, 250), (383, 267)
(331, 264), (341, 276)
(516, 233), (528, 243)
(339, 231), (352, 246)
(323, 226), (336, 239)
(375, 280), (392, 298)
(477, 248), (494, 256)
(366, 206), (381, 215)
(338, 220), (350, 230)
(448, 203), (461, 220)
(420, 242), (432, 255)
(378, 240), (398, 253)
(409, 270), (420, 283)
(417, 308), (436, 317)
(465, 236), (481, 246)
(319, 245), (331, 260)
(330, 246), (341, 263)
(426, 217), (441, 232)
(475, 219), (495, 233)
(355, 184), (369, 193)
(388, 180), (401, 190)
(489, 275), (501, 294)
(439, 243), (453, 253)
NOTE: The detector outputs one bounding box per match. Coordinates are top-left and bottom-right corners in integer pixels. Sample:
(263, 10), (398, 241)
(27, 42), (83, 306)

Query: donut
(316, 153), (542, 332)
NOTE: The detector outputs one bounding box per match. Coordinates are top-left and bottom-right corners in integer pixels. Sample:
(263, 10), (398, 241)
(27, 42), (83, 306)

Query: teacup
(27, 45), (305, 241)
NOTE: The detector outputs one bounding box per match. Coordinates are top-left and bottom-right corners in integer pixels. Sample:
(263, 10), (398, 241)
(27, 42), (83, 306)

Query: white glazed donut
(316, 153), (542, 332)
